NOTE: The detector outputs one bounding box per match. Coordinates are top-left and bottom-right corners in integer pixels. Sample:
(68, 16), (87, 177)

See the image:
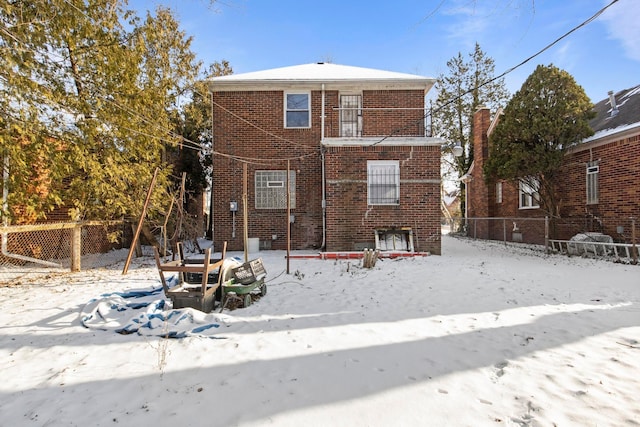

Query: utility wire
(372, 0), (619, 145)
(2, 13), (315, 163)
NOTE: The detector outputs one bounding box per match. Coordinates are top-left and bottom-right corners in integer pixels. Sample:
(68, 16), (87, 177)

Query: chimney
(608, 90), (619, 117)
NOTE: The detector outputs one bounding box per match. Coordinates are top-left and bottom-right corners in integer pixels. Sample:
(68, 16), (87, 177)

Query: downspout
(208, 91), (215, 241)
(320, 83), (327, 250)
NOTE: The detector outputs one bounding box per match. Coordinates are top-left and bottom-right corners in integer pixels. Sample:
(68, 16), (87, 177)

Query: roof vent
(317, 62), (324, 65)
(608, 90), (619, 117)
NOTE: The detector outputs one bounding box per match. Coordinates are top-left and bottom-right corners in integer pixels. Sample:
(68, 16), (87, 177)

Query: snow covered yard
(0, 235), (638, 426)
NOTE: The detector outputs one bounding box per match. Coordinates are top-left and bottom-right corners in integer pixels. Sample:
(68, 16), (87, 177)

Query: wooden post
(123, 168), (159, 275)
(243, 162), (248, 263)
(71, 224), (81, 272)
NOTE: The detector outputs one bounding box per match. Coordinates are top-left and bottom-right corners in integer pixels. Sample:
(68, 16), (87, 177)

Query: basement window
(375, 228), (414, 252)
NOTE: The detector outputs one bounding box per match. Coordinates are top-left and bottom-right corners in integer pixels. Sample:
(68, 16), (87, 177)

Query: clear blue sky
(132, 0), (638, 103)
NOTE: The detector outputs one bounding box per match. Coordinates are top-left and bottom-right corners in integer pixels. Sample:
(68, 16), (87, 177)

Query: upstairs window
(340, 94), (362, 137)
(519, 178), (540, 209)
(255, 170), (296, 209)
(285, 92), (310, 128)
(368, 161), (400, 205)
(586, 161), (599, 205)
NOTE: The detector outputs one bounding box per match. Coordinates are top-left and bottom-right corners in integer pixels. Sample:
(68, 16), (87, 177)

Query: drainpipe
(208, 91), (215, 241)
(320, 84), (327, 250)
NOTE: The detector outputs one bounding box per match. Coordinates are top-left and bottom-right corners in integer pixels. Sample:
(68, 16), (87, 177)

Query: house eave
(208, 79), (435, 93)
(568, 122), (640, 154)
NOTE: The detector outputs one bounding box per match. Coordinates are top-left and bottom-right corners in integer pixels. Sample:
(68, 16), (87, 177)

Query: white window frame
(586, 161), (599, 205)
(255, 170), (296, 209)
(519, 178), (540, 209)
(496, 181), (503, 204)
(367, 160), (400, 206)
(284, 92), (310, 129)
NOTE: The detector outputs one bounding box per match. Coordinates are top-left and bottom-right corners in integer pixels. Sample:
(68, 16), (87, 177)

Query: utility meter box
(229, 201), (238, 212)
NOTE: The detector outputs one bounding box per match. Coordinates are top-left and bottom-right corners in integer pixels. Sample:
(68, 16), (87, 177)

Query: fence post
(503, 218), (506, 245)
(545, 216), (549, 254)
(71, 224), (82, 272)
(632, 217), (637, 265)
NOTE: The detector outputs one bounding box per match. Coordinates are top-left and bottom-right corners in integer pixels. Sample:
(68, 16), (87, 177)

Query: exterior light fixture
(452, 142), (463, 158)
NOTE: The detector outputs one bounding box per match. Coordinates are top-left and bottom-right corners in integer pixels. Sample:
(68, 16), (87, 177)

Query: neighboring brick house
(464, 84), (640, 245)
(207, 63), (445, 254)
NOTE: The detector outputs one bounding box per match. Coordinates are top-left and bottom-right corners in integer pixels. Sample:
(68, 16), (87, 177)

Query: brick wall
(558, 133), (640, 240)
(211, 91), (323, 251)
(467, 107), (640, 244)
(211, 88), (440, 253)
(324, 145), (441, 254)
(465, 107), (491, 238)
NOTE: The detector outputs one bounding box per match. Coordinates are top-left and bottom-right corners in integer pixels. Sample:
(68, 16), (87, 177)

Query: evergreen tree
(171, 60), (233, 213)
(433, 43), (509, 219)
(0, 1), (201, 224)
(483, 64), (594, 218)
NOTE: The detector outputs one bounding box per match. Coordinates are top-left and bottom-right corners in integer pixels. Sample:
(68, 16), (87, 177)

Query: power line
(372, 0), (619, 146)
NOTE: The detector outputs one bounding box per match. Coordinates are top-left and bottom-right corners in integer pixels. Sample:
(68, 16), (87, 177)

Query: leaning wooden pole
(123, 168), (159, 275)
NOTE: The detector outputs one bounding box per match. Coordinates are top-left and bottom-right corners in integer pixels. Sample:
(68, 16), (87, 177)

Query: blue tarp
(80, 281), (232, 338)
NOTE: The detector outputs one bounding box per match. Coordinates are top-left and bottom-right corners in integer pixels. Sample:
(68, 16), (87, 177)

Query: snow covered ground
(0, 235), (638, 426)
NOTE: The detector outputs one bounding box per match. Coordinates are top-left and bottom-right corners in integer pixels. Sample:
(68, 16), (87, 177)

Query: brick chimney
(473, 106), (491, 172)
(467, 106), (491, 222)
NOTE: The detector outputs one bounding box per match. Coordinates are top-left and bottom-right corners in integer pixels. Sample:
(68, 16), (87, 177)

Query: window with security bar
(255, 170), (296, 209)
(340, 94), (362, 137)
(367, 161), (400, 205)
(586, 161), (599, 205)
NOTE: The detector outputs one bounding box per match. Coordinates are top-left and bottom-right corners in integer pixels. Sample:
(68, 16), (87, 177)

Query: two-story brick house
(207, 62), (445, 254)
(464, 84), (640, 245)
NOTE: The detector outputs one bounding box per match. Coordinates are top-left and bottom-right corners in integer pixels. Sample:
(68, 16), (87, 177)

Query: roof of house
(583, 84), (640, 143)
(208, 62), (436, 92)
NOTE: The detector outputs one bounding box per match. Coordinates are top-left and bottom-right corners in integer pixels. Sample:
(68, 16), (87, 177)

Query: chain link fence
(0, 221), (131, 285)
(445, 216), (638, 264)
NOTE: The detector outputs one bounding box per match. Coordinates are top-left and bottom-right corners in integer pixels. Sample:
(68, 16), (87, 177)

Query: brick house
(207, 63), (445, 254)
(463, 84), (640, 244)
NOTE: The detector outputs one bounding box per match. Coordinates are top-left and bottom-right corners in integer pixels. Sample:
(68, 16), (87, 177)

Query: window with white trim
(496, 181), (503, 204)
(284, 92), (310, 128)
(586, 161), (599, 205)
(519, 178), (540, 209)
(367, 161), (400, 205)
(255, 170), (296, 209)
